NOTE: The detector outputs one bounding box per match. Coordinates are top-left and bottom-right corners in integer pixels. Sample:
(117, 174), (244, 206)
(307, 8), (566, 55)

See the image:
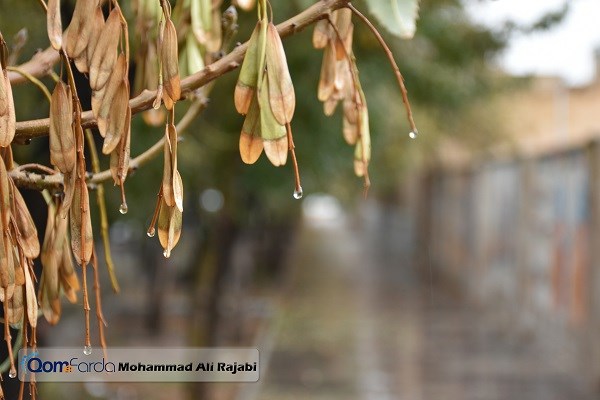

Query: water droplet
(409, 130), (418, 139)
(163, 249), (171, 258)
(83, 345), (93, 355)
(146, 228), (156, 238)
(8, 369), (16, 378)
(119, 203), (128, 214)
(293, 187), (303, 200)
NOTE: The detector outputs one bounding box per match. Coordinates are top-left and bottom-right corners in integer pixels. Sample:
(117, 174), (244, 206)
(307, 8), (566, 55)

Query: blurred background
(2, 0), (600, 399)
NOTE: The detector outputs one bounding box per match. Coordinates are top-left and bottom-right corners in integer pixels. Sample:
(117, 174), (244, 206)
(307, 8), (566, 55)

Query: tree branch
(13, 0), (349, 142)
(7, 46), (59, 86)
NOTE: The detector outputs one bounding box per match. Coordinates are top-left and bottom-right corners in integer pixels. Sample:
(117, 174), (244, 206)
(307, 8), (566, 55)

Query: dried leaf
(161, 19), (181, 102)
(65, 0), (99, 59)
(0, 71), (16, 147)
(49, 82), (75, 173)
(266, 23), (295, 125)
(235, 22), (261, 115)
(239, 96), (263, 164)
(102, 84), (129, 155)
(47, 0), (63, 50)
(70, 180), (93, 266)
(89, 8), (122, 91)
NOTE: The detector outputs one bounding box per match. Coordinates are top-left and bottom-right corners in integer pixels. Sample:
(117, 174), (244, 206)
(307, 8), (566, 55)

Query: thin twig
(5, 66), (52, 102)
(91, 249), (108, 358)
(85, 129), (120, 293)
(347, 3), (418, 135)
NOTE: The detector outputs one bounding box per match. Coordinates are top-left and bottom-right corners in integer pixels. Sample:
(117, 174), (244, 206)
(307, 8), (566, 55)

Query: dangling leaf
(364, 0), (420, 39)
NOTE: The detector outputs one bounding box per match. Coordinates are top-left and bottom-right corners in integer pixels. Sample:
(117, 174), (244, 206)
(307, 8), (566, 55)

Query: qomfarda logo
(24, 356), (116, 374)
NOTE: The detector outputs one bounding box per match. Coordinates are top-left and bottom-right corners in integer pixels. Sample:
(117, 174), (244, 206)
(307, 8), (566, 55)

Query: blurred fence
(417, 138), (600, 386)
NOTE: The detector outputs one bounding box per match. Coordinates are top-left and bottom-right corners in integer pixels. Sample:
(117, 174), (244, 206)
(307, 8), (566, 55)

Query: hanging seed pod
(6, 285), (22, 325)
(24, 264), (38, 328)
(65, 0), (98, 59)
(70, 180), (93, 266)
(258, 75), (287, 166)
(59, 241), (79, 303)
(95, 53), (127, 138)
(265, 23), (295, 125)
(75, 7), (105, 74)
(89, 8), (122, 91)
(312, 19), (330, 49)
(49, 82), (75, 173)
(12, 185), (40, 259)
(157, 198), (182, 258)
(161, 19), (181, 103)
(110, 106), (131, 185)
(318, 42), (336, 102)
(234, 22), (261, 115)
(173, 169), (183, 213)
(47, 0), (63, 50)
(162, 124), (177, 207)
(0, 70), (16, 147)
(239, 95), (263, 164)
(102, 84), (129, 155)
(353, 106), (371, 178)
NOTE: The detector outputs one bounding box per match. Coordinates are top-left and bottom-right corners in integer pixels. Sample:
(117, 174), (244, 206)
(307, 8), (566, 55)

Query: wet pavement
(256, 208), (596, 400)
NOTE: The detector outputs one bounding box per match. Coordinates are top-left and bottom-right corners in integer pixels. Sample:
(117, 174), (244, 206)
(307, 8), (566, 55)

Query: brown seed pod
(70, 180), (93, 266)
(157, 199), (182, 258)
(7, 285), (22, 325)
(65, 0), (99, 59)
(235, 23), (261, 115)
(258, 75), (287, 166)
(102, 84), (129, 155)
(47, 0), (63, 51)
(318, 42), (336, 102)
(12, 184), (40, 259)
(110, 106), (131, 185)
(161, 19), (181, 103)
(239, 96), (263, 164)
(95, 53), (127, 138)
(312, 19), (331, 49)
(0, 71), (16, 147)
(162, 124), (177, 207)
(24, 263), (38, 328)
(49, 82), (75, 173)
(266, 23), (295, 125)
(88, 8), (122, 91)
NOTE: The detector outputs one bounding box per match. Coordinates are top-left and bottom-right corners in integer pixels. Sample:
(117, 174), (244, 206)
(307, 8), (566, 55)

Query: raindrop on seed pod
(119, 203), (128, 214)
(163, 249), (171, 258)
(8, 369), (16, 378)
(83, 345), (93, 355)
(147, 227), (156, 237)
(293, 187), (303, 200)
(409, 130), (418, 139)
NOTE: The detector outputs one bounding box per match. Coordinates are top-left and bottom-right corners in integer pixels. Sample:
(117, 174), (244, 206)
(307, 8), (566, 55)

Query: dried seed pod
(318, 42), (336, 102)
(110, 106), (131, 185)
(95, 53), (127, 137)
(0, 71), (16, 147)
(0, 235), (14, 301)
(0, 154), (11, 229)
(12, 184), (40, 259)
(89, 8), (122, 91)
(173, 169), (183, 213)
(353, 107), (371, 178)
(239, 96), (263, 164)
(47, 0), (63, 50)
(157, 199), (182, 258)
(266, 23), (295, 125)
(49, 82), (75, 173)
(24, 264), (37, 328)
(65, 0), (99, 59)
(59, 241), (79, 304)
(7, 285), (22, 325)
(312, 19), (330, 49)
(70, 180), (93, 266)
(102, 84), (129, 154)
(161, 19), (181, 103)
(234, 22), (261, 115)
(162, 124), (177, 207)
(85, 7), (105, 69)
(258, 75), (287, 166)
